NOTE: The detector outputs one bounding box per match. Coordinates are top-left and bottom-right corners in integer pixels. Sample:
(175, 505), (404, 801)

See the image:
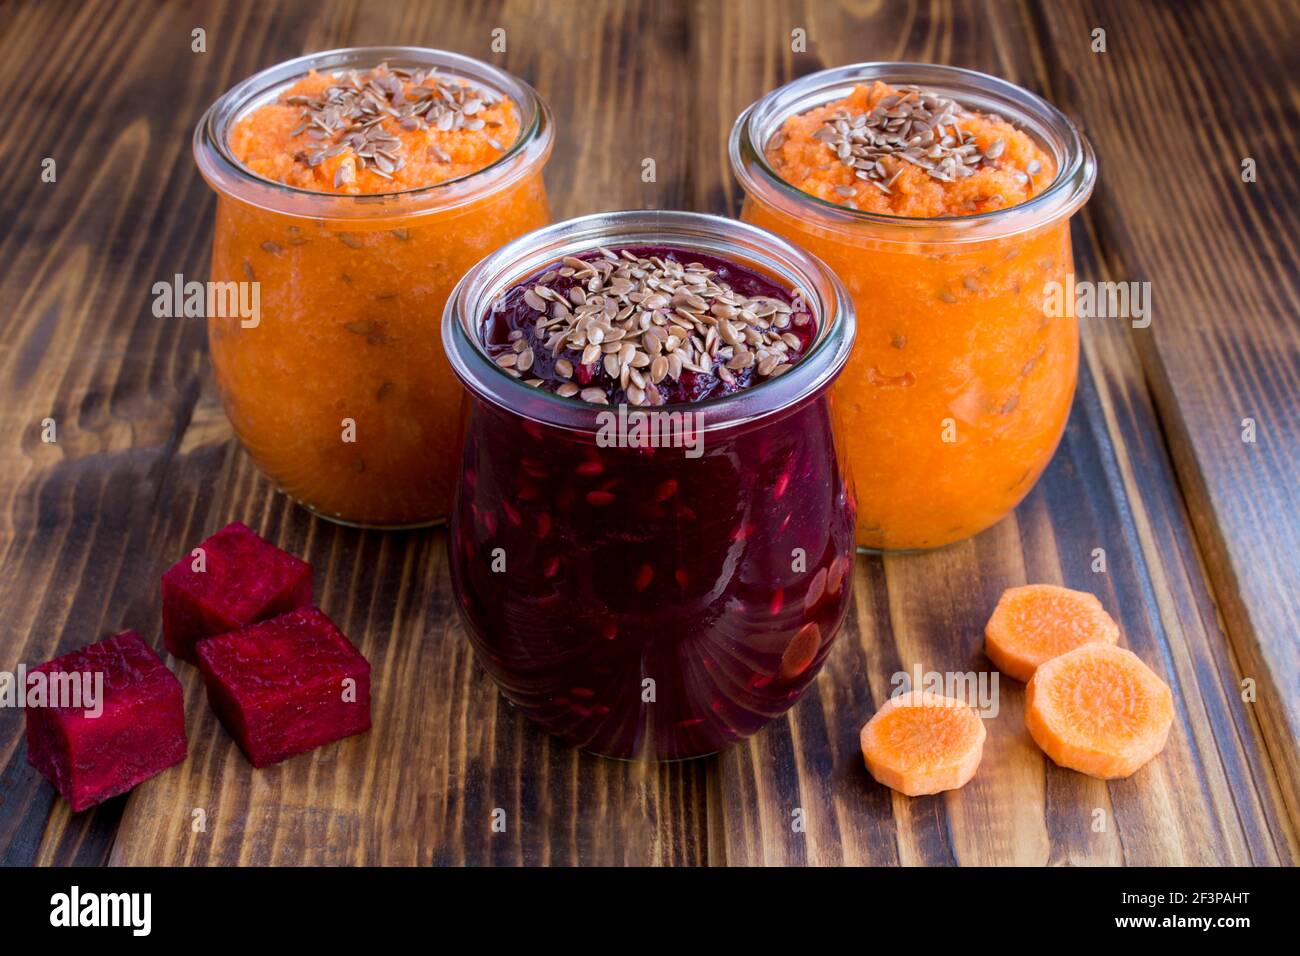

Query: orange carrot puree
(229, 67), (520, 194)
(766, 82), (1051, 217)
(746, 81), (1073, 550)
(208, 64), (548, 526)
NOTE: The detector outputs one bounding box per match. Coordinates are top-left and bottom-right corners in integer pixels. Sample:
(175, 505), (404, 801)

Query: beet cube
(25, 631), (187, 812)
(162, 521), (312, 663)
(196, 607), (371, 768)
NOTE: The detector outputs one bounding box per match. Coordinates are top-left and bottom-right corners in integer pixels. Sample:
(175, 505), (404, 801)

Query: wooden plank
(1027, 0), (1300, 843)
(697, 0), (1295, 866)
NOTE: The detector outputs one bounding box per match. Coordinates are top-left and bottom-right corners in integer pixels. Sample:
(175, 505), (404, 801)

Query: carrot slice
(1025, 643), (1173, 779)
(778, 622), (822, 681)
(985, 584), (1119, 682)
(860, 690), (986, 796)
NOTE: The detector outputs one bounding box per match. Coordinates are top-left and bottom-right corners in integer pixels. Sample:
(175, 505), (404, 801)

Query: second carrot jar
(193, 48), (553, 527)
(731, 63), (1097, 551)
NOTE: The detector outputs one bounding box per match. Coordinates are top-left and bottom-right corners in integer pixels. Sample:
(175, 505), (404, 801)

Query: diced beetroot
(162, 521), (313, 663)
(196, 607), (371, 768)
(25, 631), (187, 812)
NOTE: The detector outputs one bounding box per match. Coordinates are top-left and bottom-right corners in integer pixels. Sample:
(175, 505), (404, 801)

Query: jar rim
(193, 46), (553, 220)
(442, 210), (857, 434)
(729, 62), (1097, 241)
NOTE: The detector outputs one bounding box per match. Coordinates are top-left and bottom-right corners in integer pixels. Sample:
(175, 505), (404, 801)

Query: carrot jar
(193, 48), (553, 527)
(730, 64), (1096, 551)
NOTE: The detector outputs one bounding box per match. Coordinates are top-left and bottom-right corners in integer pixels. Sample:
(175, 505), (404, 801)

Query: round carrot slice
(1025, 643), (1173, 779)
(985, 584), (1119, 682)
(859, 690), (986, 796)
(778, 622), (821, 681)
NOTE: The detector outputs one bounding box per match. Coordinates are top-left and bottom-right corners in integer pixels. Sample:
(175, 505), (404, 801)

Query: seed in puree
(765, 81), (1053, 217)
(482, 247), (815, 406)
(229, 63), (521, 194)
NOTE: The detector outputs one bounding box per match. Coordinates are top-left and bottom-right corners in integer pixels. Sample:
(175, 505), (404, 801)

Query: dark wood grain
(0, 0), (1295, 866)
(1027, 0), (1300, 846)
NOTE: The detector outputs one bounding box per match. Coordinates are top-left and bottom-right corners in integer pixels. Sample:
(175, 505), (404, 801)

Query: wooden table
(1, 0), (1295, 866)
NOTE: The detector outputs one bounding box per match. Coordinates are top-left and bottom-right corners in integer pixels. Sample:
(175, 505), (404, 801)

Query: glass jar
(193, 47), (554, 527)
(443, 211), (857, 760)
(731, 63), (1096, 551)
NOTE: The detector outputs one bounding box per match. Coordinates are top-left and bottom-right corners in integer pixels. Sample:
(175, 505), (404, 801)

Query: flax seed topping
(766, 81), (1055, 217)
(484, 247), (815, 405)
(229, 63), (521, 194)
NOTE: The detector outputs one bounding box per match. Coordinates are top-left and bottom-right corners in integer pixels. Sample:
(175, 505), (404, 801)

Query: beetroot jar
(442, 211), (856, 759)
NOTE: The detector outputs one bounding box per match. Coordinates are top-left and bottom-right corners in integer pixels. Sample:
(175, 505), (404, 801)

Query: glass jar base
(502, 695), (726, 763)
(287, 493), (448, 532)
